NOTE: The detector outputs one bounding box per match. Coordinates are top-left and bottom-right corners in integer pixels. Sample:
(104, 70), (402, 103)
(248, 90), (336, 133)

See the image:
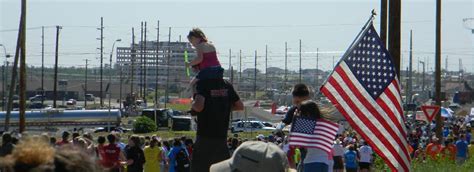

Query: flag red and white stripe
(320, 24), (410, 171)
(289, 117), (339, 154)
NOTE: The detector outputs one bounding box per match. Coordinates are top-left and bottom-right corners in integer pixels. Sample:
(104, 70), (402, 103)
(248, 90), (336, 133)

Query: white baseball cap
(210, 141), (289, 172)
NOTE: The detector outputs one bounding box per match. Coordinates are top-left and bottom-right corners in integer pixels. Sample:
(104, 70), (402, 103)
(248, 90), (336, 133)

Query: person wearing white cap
(210, 141), (291, 172)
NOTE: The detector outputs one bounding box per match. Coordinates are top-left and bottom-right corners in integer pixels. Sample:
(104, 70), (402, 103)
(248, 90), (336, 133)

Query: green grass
(166, 104), (191, 111)
(373, 154), (474, 171)
(256, 91), (266, 99)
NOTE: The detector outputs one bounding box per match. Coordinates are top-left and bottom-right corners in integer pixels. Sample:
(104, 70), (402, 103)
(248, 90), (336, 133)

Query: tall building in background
(116, 41), (196, 90)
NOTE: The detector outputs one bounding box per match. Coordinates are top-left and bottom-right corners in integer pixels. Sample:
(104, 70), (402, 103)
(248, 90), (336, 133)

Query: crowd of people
(407, 115), (473, 164)
(0, 130), (298, 172)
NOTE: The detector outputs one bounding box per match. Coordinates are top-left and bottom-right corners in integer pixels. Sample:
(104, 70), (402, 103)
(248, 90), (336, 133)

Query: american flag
(288, 116), (338, 154)
(320, 23), (410, 171)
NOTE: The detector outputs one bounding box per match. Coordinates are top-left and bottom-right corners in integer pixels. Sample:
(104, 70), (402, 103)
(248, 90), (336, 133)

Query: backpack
(175, 148), (190, 171)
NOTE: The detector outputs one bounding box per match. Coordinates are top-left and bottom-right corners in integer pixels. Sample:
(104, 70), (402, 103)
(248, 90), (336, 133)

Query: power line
(0, 20), (436, 32)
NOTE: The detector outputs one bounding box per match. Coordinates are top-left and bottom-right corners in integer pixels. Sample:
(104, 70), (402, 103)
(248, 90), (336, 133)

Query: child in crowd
(186, 28), (224, 86)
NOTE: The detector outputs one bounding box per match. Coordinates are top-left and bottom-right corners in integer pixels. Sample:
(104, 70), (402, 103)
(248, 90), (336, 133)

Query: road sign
(421, 105), (440, 123)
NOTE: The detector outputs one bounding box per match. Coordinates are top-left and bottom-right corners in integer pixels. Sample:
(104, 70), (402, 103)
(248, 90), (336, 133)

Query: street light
(0, 44), (12, 58)
(108, 39), (121, 130)
(0, 44), (11, 111)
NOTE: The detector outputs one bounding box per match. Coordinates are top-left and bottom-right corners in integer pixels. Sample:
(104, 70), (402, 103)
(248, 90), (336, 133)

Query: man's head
(297, 100), (321, 119)
(2, 132), (12, 145)
(291, 83), (310, 105)
(61, 131), (70, 140)
(210, 141), (289, 172)
(106, 134), (116, 144)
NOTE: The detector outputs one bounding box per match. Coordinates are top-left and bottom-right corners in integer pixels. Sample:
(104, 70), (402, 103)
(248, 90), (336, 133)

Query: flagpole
(319, 10), (376, 90)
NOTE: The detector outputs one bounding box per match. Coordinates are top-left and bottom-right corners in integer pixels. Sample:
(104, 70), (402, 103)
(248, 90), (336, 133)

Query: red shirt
(441, 144), (456, 160)
(96, 144), (107, 166)
(186, 146), (193, 160)
(426, 143), (442, 160)
(56, 139), (70, 146)
(103, 143), (121, 168)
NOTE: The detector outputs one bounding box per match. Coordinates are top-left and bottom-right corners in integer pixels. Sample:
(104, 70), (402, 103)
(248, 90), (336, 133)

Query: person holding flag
(288, 100), (339, 172)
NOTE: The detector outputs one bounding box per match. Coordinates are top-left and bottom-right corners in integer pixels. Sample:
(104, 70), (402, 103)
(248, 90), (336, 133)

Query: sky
(0, 0), (473, 73)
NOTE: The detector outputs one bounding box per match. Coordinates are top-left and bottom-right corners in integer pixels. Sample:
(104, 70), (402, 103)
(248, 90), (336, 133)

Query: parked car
(262, 121), (275, 128)
(66, 99), (77, 105)
(28, 102), (44, 109)
(94, 126), (131, 133)
(29, 95), (45, 102)
(85, 94), (95, 101)
(231, 121), (276, 133)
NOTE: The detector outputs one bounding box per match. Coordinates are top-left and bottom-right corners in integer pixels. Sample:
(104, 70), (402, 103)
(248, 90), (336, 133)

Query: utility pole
(144, 22), (148, 102)
(119, 65), (123, 110)
(299, 39), (302, 83)
(5, 7), (23, 131)
(284, 42), (288, 90)
(1, 63), (4, 111)
(316, 48), (319, 92)
(19, 0), (26, 133)
(239, 49), (242, 88)
(53, 26), (61, 108)
(459, 58), (463, 79)
(417, 56), (420, 88)
(41, 26), (44, 105)
(435, 0), (442, 139)
(155, 20), (159, 108)
(388, 0), (401, 77)
(99, 17), (104, 107)
(229, 49), (232, 79)
(419, 61), (425, 93)
(380, 0), (388, 46)
(265, 45), (268, 91)
(84, 59), (88, 108)
(408, 30), (413, 104)
(140, 22), (143, 98)
(131, 28), (135, 95)
(165, 27), (171, 108)
(445, 55), (448, 73)
(254, 50), (257, 99)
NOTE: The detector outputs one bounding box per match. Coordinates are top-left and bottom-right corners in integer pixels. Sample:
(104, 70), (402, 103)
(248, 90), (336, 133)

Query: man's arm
(191, 94), (205, 112)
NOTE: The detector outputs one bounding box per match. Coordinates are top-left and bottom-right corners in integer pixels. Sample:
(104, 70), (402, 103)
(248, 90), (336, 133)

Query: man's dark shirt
(195, 79), (240, 138)
(0, 142), (14, 157)
(126, 146), (145, 172)
(282, 106), (298, 125)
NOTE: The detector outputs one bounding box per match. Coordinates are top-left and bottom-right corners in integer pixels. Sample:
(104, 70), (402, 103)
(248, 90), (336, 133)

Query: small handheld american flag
(288, 116), (338, 154)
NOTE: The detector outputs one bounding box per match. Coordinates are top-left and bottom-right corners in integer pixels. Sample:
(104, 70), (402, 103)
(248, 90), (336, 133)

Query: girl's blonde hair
(187, 28), (208, 42)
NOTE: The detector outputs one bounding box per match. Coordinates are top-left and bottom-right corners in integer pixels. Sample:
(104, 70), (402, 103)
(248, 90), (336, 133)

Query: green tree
(133, 116), (157, 133)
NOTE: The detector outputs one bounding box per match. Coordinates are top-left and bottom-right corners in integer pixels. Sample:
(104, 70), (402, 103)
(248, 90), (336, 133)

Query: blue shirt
(443, 129), (449, 137)
(168, 146), (182, 172)
(467, 133), (471, 143)
(344, 150), (357, 168)
(455, 140), (468, 158)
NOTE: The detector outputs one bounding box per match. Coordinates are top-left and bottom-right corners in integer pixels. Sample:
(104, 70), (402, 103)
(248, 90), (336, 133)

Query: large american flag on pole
(288, 116), (339, 154)
(320, 23), (410, 171)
